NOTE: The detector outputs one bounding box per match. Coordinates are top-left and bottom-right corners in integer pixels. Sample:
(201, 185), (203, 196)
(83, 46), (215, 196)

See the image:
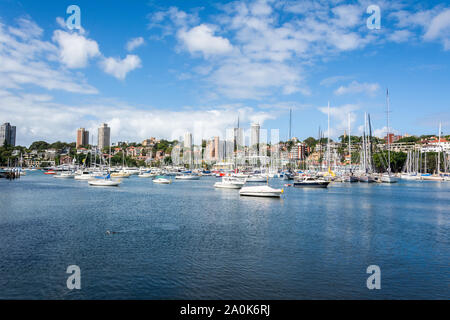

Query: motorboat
(214, 176), (246, 189)
(54, 172), (75, 179)
(74, 171), (94, 180)
(44, 170), (56, 175)
(153, 176), (172, 184)
(175, 174), (200, 180)
(239, 185), (283, 197)
(294, 176), (330, 188)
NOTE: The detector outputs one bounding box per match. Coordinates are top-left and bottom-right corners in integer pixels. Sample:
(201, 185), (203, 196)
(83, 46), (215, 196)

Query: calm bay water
(0, 172), (448, 299)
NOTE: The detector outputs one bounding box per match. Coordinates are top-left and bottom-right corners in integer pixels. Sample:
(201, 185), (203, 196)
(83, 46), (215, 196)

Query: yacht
(153, 176), (172, 184)
(214, 176), (246, 189)
(239, 185), (283, 197)
(74, 171), (94, 180)
(294, 176), (330, 188)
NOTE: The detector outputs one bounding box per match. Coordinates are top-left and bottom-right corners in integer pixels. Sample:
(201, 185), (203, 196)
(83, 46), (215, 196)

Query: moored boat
(214, 176), (246, 189)
(294, 176), (330, 188)
(239, 185), (283, 197)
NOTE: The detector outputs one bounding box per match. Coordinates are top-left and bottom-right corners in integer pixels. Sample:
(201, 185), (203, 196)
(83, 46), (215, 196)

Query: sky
(0, 0), (449, 147)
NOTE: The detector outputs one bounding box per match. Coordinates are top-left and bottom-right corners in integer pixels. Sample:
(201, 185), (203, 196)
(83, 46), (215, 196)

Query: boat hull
(214, 182), (242, 189)
(88, 180), (121, 186)
(293, 181), (329, 188)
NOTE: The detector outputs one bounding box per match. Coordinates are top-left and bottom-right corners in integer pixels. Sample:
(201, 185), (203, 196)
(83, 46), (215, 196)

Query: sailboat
(88, 137), (122, 186)
(381, 89), (398, 183)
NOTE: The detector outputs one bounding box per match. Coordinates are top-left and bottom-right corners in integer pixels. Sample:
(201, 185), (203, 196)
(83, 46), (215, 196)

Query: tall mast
(438, 122), (441, 174)
(348, 113), (351, 168)
(386, 88), (391, 173)
(327, 101), (330, 170)
(289, 108), (292, 141)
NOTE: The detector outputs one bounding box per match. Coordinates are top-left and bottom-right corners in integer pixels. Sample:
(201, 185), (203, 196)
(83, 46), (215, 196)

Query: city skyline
(0, 0), (449, 146)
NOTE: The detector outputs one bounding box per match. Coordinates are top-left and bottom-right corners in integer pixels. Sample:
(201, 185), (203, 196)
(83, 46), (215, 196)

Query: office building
(76, 128), (89, 148)
(98, 123), (111, 150)
(0, 122), (16, 146)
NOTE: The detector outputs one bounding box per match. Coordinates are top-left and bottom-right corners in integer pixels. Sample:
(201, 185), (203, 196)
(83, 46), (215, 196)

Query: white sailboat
(88, 138), (121, 186)
(214, 176), (246, 189)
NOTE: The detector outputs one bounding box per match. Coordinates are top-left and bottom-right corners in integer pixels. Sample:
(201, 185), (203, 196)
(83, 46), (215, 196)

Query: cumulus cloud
(423, 9), (450, 50)
(0, 19), (97, 94)
(52, 30), (100, 68)
(126, 37), (145, 51)
(178, 24), (233, 57)
(100, 55), (142, 80)
(318, 103), (360, 138)
(334, 81), (380, 97)
(0, 89), (274, 146)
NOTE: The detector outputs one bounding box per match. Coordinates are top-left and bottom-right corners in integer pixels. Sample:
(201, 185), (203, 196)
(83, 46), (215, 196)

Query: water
(0, 172), (448, 299)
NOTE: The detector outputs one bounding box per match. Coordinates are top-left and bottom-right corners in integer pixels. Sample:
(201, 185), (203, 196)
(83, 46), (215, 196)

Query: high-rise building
(76, 128), (89, 148)
(0, 122), (16, 147)
(214, 136), (220, 160)
(184, 132), (192, 149)
(98, 123), (111, 150)
(251, 123), (260, 150)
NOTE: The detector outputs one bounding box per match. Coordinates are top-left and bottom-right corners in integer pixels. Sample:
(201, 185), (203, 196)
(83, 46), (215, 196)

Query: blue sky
(0, 0), (449, 146)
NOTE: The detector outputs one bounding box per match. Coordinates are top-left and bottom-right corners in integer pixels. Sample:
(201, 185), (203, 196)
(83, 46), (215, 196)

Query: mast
(437, 122), (441, 174)
(289, 108), (292, 141)
(327, 101), (330, 170)
(348, 113), (351, 169)
(386, 88), (391, 174)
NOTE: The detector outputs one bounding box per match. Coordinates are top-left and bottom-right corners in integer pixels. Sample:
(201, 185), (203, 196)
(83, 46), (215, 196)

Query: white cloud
(334, 81), (380, 97)
(318, 103), (360, 138)
(126, 37), (145, 52)
(0, 89), (274, 146)
(100, 55), (142, 80)
(52, 30), (100, 68)
(0, 19), (97, 94)
(151, 1), (383, 100)
(320, 75), (353, 87)
(388, 29), (414, 43)
(390, 7), (450, 50)
(373, 126), (399, 138)
(177, 24), (233, 57)
(423, 9), (450, 50)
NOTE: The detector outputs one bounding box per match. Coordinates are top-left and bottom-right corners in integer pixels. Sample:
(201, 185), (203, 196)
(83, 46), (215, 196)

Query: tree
(303, 137), (317, 148)
(397, 136), (420, 143)
(29, 141), (50, 151)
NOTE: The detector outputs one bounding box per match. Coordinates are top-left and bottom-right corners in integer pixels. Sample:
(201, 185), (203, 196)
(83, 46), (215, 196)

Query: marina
(0, 170), (448, 299)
